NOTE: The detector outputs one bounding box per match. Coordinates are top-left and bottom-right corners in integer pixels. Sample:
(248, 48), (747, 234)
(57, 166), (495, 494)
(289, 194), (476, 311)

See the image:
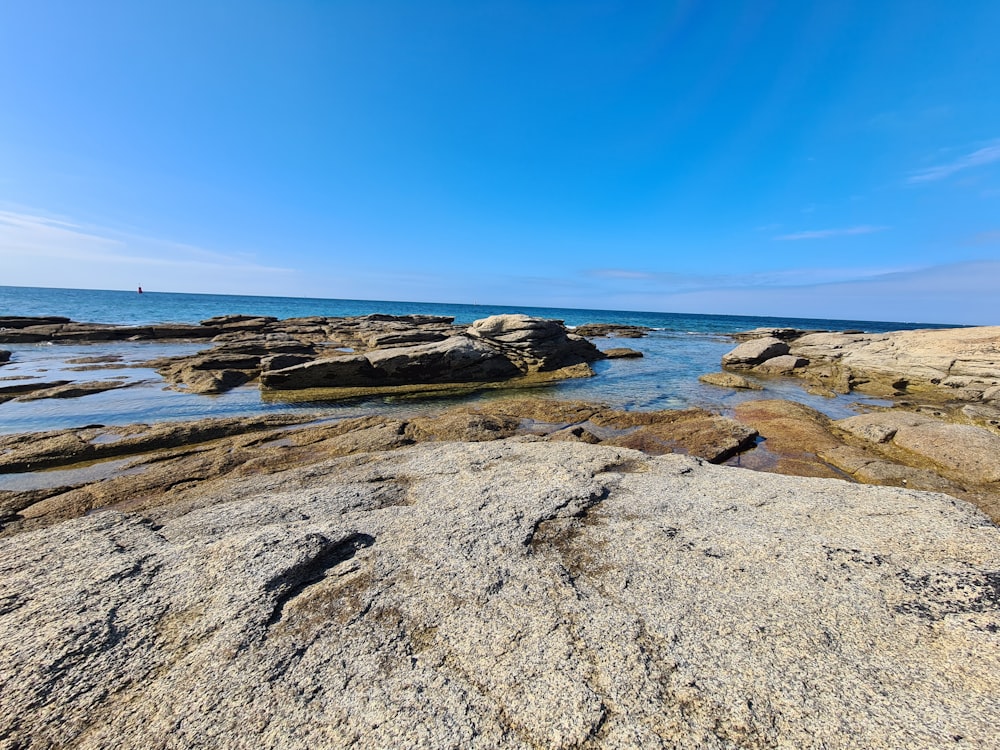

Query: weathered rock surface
(466, 314), (602, 372)
(0, 414), (313, 474)
(751, 354), (808, 375)
(0, 400), (764, 535)
(260, 315), (603, 396)
(731, 400), (845, 479)
(836, 411), (1000, 484)
(599, 409), (758, 462)
(2, 440), (999, 748)
(720, 337), (789, 368)
(723, 326), (1000, 403)
(729, 400), (1000, 519)
(698, 371), (763, 390)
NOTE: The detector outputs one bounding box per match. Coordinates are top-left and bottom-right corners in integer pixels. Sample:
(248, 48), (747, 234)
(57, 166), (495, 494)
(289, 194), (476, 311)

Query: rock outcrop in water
(711, 327), (1000, 522)
(1, 439), (999, 748)
(1, 314), (613, 397)
(721, 326), (1000, 403)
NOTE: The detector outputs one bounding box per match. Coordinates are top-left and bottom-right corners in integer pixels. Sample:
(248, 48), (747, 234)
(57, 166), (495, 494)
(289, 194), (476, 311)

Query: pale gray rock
(2, 440), (998, 749)
(466, 314), (603, 371)
(790, 327), (1000, 397)
(751, 354), (809, 374)
(721, 337), (789, 368)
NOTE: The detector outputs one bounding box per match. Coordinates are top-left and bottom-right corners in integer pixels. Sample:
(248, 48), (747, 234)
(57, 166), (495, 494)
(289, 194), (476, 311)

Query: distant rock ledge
(1, 313), (634, 398)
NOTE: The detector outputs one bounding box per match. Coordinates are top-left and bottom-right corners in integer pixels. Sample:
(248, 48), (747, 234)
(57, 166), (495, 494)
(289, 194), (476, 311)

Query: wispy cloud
(0, 209), (293, 275)
(581, 261), (999, 326)
(908, 142), (1000, 183)
(590, 269), (656, 280)
(773, 225), (889, 241)
(586, 264), (914, 292)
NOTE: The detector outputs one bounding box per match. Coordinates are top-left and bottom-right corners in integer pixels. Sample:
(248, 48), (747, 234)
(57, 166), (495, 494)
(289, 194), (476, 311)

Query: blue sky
(1, 1), (998, 324)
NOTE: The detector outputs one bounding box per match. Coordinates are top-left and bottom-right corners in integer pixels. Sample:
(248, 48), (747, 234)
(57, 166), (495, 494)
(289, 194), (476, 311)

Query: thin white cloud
(0, 209), (293, 275)
(578, 261), (999, 326)
(584, 264), (914, 292)
(773, 225), (889, 241)
(908, 142), (1000, 183)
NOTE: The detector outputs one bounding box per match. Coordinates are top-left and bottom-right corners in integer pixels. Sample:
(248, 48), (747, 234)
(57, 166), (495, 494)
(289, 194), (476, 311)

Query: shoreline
(2, 315), (998, 528)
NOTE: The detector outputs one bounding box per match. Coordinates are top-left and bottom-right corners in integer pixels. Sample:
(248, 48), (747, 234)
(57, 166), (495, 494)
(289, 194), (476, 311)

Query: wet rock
(14, 380), (135, 402)
(200, 314), (278, 328)
(0, 316), (71, 328)
(2, 441), (999, 748)
(698, 371), (763, 390)
(732, 400), (844, 478)
(0, 380), (72, 404)
(603, 409), (758, 463)
(573, 323), (651, 338)
(602, 347), (643, 359)
(0, 350), (10, 364)
(0, 414), (313, 473)
(721, 337), (789, 368)
(261, 316), (603, 395)
(547, 424), (603, 444)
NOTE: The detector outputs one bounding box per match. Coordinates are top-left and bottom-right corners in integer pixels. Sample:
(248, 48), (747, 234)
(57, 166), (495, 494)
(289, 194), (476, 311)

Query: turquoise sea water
(0, 286), (954, 434)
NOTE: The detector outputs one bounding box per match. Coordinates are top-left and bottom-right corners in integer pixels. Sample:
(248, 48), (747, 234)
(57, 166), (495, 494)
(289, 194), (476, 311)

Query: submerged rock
(1, 440), (998, 748)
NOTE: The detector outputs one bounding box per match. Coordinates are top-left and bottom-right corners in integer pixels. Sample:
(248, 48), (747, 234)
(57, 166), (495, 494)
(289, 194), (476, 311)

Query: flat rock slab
(3, 440), (997, 748)
(698, 371), (763, 390)
(836, 411), (1000, 484)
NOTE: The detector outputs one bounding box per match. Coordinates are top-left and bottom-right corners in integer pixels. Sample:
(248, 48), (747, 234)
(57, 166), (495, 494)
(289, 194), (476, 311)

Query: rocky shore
(2, 317), (1000, 747)
(1, 313), (632, 398)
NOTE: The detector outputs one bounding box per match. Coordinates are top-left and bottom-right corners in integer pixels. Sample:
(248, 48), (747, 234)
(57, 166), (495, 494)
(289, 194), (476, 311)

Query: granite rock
(1, 440), (998, 748)
(721, 337), (789, 368)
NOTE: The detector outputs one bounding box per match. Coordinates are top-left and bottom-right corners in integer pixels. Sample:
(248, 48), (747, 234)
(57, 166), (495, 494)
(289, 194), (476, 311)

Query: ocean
(0, 286), (954, 434)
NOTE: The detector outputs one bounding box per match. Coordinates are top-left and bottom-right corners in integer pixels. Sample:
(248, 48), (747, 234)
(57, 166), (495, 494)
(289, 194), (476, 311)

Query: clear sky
(1, 1), (998, 324)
